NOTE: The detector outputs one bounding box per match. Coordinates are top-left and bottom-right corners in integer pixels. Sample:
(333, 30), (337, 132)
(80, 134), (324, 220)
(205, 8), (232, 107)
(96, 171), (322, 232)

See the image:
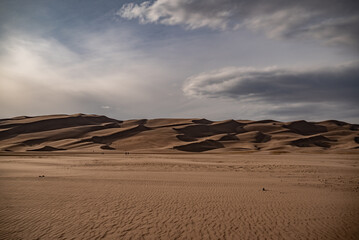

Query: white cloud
(118, 2), (152, 23)
(118, 0), (232, 30)
(118, 0), (359, 50)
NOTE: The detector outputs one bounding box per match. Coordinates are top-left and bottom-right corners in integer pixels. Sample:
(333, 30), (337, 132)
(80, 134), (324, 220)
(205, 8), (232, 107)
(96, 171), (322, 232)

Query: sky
(0, 0), (358, 122)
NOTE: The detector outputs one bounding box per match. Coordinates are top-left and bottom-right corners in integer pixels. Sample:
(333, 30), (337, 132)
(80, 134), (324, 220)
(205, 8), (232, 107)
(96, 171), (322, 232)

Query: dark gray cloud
(118, 0), (359, 50)
(183, 62), (359, 116)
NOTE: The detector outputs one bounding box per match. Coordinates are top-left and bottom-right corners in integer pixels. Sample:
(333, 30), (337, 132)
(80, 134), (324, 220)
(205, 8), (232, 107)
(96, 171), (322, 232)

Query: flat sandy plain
(0, 152), (358, 240)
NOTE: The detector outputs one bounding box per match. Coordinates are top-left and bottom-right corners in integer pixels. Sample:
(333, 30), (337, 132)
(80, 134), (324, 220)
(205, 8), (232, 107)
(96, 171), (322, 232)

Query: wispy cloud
(0, 30), (172, 118)
(118, 0), (359, 50)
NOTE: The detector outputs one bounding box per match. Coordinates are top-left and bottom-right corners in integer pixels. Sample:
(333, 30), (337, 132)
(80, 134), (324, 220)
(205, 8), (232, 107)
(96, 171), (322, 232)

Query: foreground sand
(0, 153), (358, 239)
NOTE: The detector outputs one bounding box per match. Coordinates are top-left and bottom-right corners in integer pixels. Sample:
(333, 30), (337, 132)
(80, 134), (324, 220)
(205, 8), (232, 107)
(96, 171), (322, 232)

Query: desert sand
(0, 114), (358, 239)
(0, 152), (358, 239)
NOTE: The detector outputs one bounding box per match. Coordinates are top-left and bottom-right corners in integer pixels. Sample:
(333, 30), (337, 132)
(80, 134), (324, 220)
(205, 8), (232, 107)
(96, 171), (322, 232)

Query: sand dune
(0, 114), (358, 153)
(0, 114), (120, 140)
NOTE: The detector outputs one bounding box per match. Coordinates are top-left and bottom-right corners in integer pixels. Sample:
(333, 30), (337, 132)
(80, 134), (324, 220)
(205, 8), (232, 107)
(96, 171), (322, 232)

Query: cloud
(183, 62), (359, 120)
(0, 30), (176, 118)
(118, 0), (359, 50)
(183, 62), (359, 103)
(118, 0), (232, 30)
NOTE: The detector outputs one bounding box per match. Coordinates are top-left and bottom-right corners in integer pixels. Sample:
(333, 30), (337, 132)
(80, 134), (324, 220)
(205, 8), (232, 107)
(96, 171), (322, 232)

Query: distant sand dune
(0, 114), (358, 152)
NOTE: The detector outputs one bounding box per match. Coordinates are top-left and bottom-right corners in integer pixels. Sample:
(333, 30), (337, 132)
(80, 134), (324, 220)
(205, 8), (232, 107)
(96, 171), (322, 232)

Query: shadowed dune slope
(174, 140), (224, 152)
(0, 114), (358, 152)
